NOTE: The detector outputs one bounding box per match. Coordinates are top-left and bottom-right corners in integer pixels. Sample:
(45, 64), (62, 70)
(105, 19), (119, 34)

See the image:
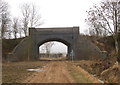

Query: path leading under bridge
(23, 60), (100, 83)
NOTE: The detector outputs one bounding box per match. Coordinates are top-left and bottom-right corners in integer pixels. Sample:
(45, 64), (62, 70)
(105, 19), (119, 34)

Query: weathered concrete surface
(75, 35), (103, 60)
(7, 37), (30, 61)
(8, 27), (103, 61)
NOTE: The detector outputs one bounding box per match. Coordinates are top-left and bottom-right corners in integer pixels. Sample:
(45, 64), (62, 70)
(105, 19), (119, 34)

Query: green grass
(2, 61), (48, 83)
(67, 63), (92, 83)
(71, 73), (82, 77)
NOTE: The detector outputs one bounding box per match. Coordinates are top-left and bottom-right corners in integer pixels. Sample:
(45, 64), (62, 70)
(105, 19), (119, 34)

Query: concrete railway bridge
(8, 27), (103, 61)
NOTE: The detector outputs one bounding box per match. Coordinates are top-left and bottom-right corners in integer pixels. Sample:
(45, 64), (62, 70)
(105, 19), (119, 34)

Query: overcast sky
(4, 0), (102, 54)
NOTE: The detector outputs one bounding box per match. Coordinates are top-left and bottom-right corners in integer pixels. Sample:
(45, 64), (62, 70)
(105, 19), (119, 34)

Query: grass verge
(66, 62), (92, 83)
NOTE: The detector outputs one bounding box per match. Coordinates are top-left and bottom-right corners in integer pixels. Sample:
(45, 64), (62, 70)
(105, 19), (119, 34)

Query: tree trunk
(118, 32), (120, 63)
(115, 37), (118, 55)
(14, 32), (17, 39)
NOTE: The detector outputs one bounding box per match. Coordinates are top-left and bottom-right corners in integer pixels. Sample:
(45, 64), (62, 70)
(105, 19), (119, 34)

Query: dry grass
(2, 61), (48, 83)
(71, 60), (118, 83)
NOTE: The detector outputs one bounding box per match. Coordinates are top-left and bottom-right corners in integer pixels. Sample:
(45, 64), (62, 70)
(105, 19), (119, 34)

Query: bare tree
(20, 3), (43, 36)
(21, 3), (30, 36)
(30, 4), (43, 27)
(117, 1), (120, 62)
(43, 42), (54, 57)
(0, 0), (8, 14)
(12, 17), (20, 39)
(0, 0), (11, 39)
(85, 0), (120, 60)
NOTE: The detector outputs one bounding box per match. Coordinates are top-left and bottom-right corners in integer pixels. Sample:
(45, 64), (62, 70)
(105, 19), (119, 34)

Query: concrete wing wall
(7, 37), (30, 61)
(75, 35), (103, 60)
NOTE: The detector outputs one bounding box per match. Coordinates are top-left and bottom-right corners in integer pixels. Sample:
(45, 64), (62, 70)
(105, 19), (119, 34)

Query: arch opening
(38, 40), (69, 61)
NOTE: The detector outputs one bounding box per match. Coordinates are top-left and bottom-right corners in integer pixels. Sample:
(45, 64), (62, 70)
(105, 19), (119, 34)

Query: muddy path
(23, 61), (75, 83)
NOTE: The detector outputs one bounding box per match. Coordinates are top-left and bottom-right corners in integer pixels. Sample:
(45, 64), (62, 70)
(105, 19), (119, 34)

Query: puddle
(91, 74), (104, 83)
(27, 69), (44, 72)
(98, 79), (104, 83)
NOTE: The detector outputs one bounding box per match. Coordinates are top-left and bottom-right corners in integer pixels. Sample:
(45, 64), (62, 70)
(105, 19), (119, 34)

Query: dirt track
(23, 61), (75, 83)
(23, 61), (101, 83)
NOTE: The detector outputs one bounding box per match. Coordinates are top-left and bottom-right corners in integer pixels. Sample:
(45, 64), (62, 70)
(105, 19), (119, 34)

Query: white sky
(4, 0), (101, 53)
(40, 41), (67, 54)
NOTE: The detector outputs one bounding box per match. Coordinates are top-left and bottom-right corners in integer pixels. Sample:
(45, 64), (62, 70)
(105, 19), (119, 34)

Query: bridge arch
(29, 27), (79, 60)
(38, 38), (71, 59)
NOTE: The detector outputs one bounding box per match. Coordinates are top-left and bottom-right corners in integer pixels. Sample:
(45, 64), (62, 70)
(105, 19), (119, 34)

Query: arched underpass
(39, 41), (68, 61)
